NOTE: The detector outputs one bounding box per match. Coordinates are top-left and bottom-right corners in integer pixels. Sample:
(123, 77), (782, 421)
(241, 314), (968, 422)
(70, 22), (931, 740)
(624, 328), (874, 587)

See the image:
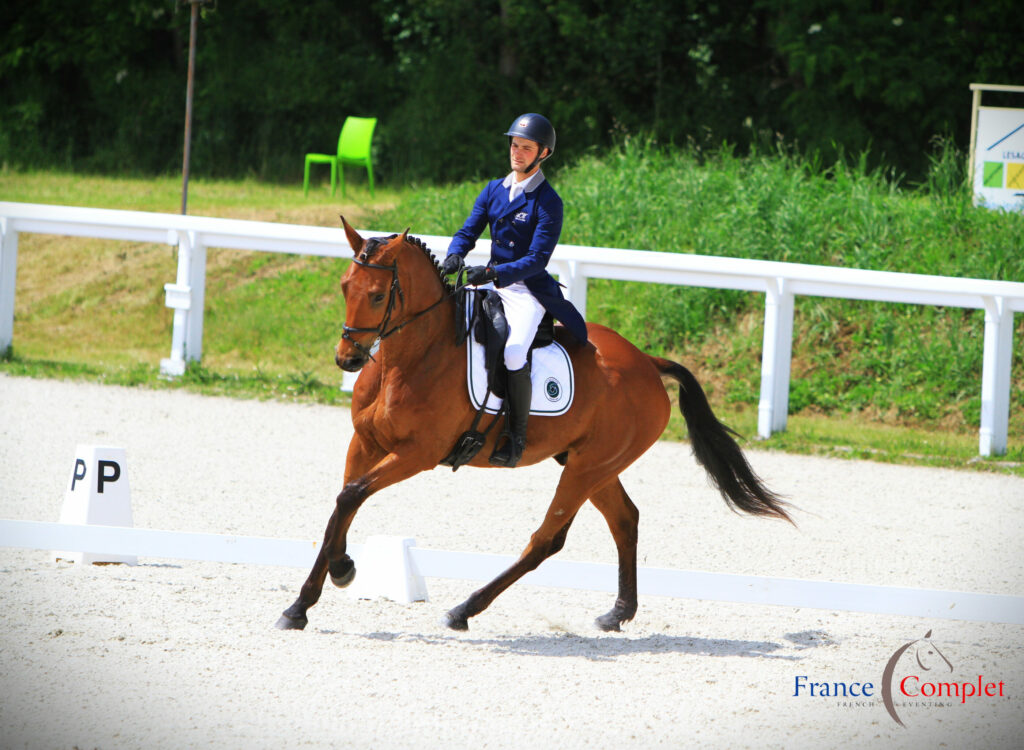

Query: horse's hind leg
(445, 472), (591, 631)
(445, 514), (578, 631)
(589, 478), (640, 632)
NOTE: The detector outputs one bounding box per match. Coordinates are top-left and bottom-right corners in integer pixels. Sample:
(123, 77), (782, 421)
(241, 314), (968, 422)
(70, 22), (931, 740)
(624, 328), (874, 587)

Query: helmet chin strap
(524, 148), (548, 179)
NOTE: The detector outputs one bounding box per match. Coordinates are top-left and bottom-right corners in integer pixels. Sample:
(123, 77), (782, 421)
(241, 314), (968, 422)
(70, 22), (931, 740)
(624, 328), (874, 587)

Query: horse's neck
(367, 245), (465, 389)
(376, 297), (463, 383)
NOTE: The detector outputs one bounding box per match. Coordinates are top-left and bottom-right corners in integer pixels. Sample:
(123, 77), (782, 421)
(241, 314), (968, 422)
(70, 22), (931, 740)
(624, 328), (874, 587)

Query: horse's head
(914, 631), (953, 673)
(334, 217), (451, 372)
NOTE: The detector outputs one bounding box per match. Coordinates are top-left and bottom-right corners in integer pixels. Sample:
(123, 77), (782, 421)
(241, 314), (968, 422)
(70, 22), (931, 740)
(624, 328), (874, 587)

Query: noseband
(341, 254), (448, 361)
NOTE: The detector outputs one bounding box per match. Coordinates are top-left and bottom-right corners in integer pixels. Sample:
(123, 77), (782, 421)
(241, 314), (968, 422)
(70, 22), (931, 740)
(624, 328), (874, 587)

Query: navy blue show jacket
(446, 177), (588, 344)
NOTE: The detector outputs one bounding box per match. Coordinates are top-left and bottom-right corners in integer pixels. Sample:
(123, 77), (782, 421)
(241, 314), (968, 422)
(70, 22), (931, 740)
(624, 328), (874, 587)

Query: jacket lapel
(495, 191), (528, 220)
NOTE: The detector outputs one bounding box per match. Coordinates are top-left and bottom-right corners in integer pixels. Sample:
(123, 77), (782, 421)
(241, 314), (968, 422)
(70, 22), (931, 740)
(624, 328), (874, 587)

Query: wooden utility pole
(180, 1), (212, 214)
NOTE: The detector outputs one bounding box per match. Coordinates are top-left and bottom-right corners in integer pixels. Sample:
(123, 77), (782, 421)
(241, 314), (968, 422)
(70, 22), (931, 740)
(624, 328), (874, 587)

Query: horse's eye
(372, 293), (386, 305)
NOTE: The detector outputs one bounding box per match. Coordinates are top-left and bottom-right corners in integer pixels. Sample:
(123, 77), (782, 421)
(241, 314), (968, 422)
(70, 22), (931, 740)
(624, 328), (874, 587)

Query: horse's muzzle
(336, 351), (367, 372)
(335, 337), (369, 372)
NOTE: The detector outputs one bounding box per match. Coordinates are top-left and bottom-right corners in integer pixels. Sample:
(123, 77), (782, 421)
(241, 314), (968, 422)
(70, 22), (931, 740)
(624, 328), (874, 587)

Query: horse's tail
(651, 356), (795, 525)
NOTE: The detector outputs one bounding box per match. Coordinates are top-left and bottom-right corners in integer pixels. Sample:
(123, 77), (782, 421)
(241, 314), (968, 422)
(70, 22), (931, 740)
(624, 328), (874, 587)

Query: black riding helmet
(505, 113), (555, 172)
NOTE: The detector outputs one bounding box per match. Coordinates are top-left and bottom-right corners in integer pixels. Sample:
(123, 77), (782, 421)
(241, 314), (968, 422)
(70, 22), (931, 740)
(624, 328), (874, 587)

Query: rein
(341, 254), (451, 361)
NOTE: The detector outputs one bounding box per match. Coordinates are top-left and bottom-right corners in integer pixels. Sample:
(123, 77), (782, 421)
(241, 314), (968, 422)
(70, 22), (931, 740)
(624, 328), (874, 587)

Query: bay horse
(276, 219), (793, 633)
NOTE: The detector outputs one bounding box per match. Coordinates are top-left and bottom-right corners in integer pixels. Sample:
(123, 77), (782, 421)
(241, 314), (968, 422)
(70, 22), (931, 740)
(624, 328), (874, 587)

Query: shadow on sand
(351, 629), (836, 662)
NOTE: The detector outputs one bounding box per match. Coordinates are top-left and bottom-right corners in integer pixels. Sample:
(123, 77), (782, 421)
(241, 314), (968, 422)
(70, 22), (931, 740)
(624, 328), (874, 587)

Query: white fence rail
(1, 201), (1021, 455)
(3, 520), (1022, 626)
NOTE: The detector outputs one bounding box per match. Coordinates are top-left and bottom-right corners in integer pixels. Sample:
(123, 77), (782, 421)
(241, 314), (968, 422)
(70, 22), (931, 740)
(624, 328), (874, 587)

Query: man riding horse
(441, 113), (588, 468)
(277, 158), (792, 631)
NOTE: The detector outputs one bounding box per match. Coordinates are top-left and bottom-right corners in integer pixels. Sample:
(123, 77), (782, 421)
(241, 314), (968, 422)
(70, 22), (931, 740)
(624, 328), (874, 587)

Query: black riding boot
(489, 365), (531, 468)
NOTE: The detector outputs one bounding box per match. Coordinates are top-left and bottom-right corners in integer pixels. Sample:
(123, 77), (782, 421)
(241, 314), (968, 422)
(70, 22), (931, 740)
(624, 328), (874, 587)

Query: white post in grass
(758, 277), (795, 439)
(0, 219), (17, 355)
(559, 259), (588, 319)
(979, 296), (1013, 457)
(161, 230), (207, 376)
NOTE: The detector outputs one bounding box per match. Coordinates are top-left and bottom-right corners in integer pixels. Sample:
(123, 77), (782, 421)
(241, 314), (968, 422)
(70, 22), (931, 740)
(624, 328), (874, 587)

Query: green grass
(1, 143), (1022, 476)
(0, 169), (387, 217)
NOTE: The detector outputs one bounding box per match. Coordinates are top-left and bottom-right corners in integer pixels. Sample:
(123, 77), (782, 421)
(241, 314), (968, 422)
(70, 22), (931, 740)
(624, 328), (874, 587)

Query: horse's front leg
(275, 524), (332, 630)
(277, 440), (427, 630)
(323, 446), (434, 588)
(276, 437), (379, 630)
(324, 472), (373, 587)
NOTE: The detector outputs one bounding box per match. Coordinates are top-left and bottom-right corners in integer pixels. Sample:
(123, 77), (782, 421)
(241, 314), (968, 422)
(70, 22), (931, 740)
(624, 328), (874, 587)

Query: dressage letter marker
(54, 445), (137, 566)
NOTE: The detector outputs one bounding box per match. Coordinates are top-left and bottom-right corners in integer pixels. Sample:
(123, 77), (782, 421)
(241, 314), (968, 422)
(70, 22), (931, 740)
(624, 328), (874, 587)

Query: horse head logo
(882, 629), (953, 727)
(913, 633), (953, 673)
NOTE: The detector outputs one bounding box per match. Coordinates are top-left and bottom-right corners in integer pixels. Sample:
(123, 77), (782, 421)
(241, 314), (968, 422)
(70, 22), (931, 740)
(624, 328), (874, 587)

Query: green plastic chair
(303, 116), (377, 197)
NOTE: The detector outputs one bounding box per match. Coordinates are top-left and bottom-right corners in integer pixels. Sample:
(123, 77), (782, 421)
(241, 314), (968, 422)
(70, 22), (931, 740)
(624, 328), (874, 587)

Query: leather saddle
(455, 287), (553, 398)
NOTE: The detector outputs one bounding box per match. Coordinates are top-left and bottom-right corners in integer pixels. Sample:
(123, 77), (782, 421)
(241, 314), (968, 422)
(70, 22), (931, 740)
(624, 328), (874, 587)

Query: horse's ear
(340, 215), (364, 256)
(400, 227), (410, 242)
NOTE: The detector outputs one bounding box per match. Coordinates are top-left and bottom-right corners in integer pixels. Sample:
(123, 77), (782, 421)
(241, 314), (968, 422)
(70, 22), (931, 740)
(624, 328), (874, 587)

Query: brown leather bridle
(340, 255), (448, 361)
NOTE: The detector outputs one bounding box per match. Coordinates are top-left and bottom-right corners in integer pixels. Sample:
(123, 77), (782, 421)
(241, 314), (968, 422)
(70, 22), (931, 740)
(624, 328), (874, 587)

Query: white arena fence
(1, 201), (1022, 456)
(2, 519), (1022, 626)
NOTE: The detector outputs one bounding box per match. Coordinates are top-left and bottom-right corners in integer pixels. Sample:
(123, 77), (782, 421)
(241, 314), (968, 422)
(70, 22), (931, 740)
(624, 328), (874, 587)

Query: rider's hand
(441, 254), (464, 275)
(465, 266), (497, 286)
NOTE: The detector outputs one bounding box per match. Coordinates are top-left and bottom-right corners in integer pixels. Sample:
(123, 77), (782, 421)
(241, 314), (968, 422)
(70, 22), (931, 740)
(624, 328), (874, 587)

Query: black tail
(653, 357), (795, 525)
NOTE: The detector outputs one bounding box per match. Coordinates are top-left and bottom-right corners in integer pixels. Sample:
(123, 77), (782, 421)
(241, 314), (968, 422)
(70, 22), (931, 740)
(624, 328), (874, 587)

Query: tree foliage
(1, 0), (1020, 183)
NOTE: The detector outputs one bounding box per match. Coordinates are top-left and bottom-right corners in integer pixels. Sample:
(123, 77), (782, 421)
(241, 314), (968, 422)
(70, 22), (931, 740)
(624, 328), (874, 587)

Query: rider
(441, 113), (588, 468)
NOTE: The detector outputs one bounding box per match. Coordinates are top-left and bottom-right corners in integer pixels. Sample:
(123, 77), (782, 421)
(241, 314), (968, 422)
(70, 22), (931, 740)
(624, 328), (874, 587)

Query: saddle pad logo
(544, 378), (561, 401)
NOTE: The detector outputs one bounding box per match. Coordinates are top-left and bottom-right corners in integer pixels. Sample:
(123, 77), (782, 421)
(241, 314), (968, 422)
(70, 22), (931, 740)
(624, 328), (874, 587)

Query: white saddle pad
(464, 297), (574, 417)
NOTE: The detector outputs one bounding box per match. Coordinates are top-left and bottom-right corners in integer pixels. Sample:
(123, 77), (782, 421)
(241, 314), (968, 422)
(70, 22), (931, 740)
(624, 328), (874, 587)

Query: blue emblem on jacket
(446, 177), (589, 344)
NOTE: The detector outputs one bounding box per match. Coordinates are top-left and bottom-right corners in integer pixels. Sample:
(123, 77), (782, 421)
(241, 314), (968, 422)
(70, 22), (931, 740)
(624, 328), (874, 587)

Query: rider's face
(510, 137), (547, 179)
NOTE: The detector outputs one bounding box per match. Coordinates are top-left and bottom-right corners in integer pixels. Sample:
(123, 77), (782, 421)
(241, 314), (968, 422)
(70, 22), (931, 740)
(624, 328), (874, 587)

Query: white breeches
(479, 281), (546, 371)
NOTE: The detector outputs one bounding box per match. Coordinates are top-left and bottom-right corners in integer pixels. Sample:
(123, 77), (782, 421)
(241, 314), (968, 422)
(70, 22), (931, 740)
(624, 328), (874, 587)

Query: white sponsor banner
(973, 106), (1024, 212)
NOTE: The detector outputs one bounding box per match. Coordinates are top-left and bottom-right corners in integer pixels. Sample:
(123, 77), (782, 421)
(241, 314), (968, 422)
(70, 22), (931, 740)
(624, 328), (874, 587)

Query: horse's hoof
(594, 613), (622, 632)
(275, 612), (308, 631)
(444, 610), (469, 631)
(329, 558), (356, 588)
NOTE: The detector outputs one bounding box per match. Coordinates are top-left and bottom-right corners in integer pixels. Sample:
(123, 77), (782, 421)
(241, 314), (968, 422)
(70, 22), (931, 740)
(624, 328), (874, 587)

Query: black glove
(441, 254), (464, 275)
(465, 265), (498, 285)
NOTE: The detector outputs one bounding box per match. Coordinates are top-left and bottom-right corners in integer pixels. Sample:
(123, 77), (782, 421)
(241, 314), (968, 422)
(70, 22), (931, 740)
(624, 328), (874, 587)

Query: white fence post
(979, 296), (1013, 456)
(549, 258), (588, 318)
(758, 278), (795, 439)
(562, 259), (588, 318)
(186, 235), (207, 362)
(0, 219), (17, 355)
(160, 230), (207, 376)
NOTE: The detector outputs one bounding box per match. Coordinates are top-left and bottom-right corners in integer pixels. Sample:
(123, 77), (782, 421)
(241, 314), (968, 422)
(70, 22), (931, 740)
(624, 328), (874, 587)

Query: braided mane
(358, 232), (455, 295)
